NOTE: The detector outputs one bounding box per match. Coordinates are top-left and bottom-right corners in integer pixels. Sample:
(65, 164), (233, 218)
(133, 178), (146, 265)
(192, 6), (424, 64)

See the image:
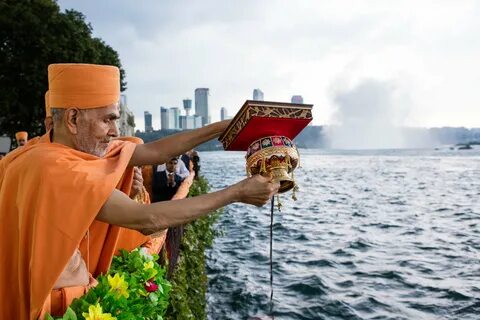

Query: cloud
(57, 0), (480, 130)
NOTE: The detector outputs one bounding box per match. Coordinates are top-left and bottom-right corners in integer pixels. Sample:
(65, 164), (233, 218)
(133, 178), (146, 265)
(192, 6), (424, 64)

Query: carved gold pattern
(219, 101), (313, 150)
(246, 144), (300, 193)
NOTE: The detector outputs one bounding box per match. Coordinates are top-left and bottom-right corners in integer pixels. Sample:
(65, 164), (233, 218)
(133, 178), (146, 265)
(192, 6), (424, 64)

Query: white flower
(139, 247), (153, 261)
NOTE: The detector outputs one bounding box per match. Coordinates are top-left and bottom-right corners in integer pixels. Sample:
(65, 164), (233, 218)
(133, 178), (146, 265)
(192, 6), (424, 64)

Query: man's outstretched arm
(129, 120), (230, 167)
(97, 175), (279, 234)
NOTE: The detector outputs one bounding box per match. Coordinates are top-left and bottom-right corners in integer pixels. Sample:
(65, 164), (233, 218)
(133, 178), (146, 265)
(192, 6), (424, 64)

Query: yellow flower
(82, 303), (116, 320)
(143, 261), (158, 277)
(143, 261), (154, 270)
(107, 273), (129, 299)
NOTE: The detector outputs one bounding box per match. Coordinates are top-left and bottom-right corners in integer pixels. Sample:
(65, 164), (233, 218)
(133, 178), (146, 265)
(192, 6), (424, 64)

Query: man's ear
(44, 117), (53, 131)
(64, 108), (81, 134)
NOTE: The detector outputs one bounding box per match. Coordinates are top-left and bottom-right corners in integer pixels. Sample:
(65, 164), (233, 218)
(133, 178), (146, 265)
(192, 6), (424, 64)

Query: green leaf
(44, 314), (55, 320)
(149, 292), (159, 305)
(62, 307), (77, 320)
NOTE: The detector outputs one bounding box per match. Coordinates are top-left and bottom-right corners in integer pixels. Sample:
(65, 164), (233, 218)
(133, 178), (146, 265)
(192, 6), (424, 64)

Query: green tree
(0, 0), (126, 145)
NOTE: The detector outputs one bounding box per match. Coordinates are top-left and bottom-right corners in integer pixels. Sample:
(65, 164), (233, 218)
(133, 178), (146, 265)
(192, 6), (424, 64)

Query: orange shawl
(0, 133), (136, 319)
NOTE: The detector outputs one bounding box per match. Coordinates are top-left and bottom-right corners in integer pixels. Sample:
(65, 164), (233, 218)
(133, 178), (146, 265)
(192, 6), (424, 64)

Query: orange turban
(15, 131), (28, 141)
(48, 63), (120, 109)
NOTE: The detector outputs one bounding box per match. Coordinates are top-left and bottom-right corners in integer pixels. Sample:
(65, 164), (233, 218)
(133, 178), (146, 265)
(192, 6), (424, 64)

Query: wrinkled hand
(234, 174), (280, 207)
(130, 167), (144, 198)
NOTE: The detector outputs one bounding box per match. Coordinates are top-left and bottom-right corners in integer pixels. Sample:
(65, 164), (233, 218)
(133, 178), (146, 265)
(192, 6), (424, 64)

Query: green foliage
(44, 308), (76, 320)
(165, 177), (221, 320)
(52, 248), (171, 320)
(0, 0), (126, 143)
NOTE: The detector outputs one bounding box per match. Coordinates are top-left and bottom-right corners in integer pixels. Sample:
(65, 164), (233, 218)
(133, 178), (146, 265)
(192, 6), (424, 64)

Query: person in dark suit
(151, 157), (184, 203)
(150, 157), (185, 277)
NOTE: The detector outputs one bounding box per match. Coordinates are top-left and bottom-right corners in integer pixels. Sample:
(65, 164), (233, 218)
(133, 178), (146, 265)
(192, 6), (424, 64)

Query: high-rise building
(291, 95), (304, 104)
(167, 109), (175, 130)
(253, 89), (264, 101)
(186, 116), (195, 129)
(179, 115), (186, 130)
(170, 107), (181, 129)
(180, 115), (196, 130)
(144, 111), (153, 132)
(160, 107), (169, 130)
(195, 88), (210, 126)
(183, 99), (192, 116)
(194, 115), (203, 129)
(220, 107), (228, 121)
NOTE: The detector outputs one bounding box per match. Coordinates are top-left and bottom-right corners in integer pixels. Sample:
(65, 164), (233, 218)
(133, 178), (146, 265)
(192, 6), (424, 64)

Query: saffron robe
(0, 133), (137, 319)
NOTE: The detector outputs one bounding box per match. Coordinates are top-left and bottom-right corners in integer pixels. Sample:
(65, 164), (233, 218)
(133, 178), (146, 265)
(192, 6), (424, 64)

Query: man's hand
(232, 175), (280, 207)
(130, 167), (144, 198)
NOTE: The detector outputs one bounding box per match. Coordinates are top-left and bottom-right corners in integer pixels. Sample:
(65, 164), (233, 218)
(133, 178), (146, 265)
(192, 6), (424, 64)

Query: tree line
(0, 0), (126, 141)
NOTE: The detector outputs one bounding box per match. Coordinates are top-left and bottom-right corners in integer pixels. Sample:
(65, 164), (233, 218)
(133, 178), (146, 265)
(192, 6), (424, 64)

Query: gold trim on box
(219, 100), (313, 150)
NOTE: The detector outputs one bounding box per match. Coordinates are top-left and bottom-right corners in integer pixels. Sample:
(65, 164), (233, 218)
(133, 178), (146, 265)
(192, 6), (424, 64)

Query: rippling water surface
(201, 149), (480, 320)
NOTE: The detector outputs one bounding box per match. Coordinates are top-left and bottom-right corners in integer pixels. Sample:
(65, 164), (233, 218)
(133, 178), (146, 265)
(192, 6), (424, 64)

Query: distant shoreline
(135, 126), (480, 151)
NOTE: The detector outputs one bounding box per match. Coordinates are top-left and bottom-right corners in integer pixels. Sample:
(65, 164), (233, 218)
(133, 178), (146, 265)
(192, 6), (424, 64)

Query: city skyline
(58, 1), (480, 131)
(146, 88), (213, 131)
(139, 87), (300, 131)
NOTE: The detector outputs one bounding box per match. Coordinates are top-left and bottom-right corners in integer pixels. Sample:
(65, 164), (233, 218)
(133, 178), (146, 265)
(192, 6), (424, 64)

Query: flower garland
(47, 248), (171, 320)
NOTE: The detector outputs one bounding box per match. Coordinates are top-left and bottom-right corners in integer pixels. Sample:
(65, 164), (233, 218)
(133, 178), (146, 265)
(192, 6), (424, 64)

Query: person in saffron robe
(15, 131), (28, 147)
(0, 63), (279, 319)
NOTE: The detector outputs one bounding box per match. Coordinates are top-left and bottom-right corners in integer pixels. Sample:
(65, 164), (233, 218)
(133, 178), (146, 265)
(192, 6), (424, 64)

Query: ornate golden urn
(246, 136), (299, 193)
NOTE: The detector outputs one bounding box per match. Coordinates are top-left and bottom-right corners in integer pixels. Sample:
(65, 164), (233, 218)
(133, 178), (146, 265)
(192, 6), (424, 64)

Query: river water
(201, 148), (480, 320)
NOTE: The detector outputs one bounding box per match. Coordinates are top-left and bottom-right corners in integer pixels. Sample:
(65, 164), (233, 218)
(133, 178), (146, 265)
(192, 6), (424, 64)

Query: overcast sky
(57, 0), (480, 130)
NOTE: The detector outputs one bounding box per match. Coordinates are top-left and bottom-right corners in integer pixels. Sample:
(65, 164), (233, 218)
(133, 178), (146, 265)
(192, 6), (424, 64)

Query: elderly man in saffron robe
(15, 131), (28, 147)
(0, 63), (280, 319)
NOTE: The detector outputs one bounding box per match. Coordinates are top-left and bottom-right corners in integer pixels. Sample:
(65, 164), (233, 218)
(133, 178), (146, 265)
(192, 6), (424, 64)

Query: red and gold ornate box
(219, 100), (313, 193)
